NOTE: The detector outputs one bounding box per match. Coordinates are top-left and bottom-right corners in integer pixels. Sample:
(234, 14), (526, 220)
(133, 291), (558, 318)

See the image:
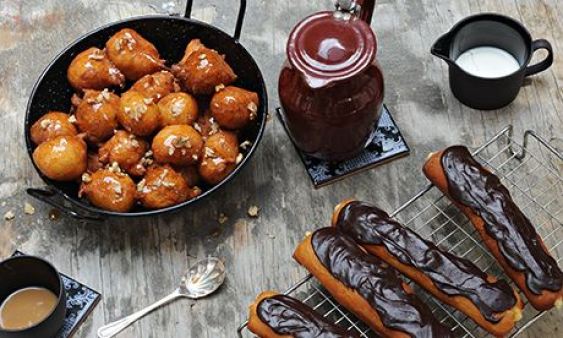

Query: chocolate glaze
(311, 227), (452, 337)
(440, 146), (562, 295)
(256, 294), (358, 338)
(335, 201), (517, 323)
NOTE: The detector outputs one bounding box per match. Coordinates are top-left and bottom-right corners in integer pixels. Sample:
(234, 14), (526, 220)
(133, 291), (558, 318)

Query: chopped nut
(23, 202), (35, 215)
(218, 213), (228, 224)
(4, 210), (15, 220)
(192, 154), (198, 161)
(193, 123), (202, 133)
(101, 88), (111, 100)
(108, 161), (121, 173)
(204, 147), (216, 158)
(197, 58), (209, 69)
(103, 176), (122, 195)
(137, 179), (147, 192)
(88, 52), (105, 60)
(247, 205), (259, 218)
(172, 136), (191, 148)
(40, 119), (52, 129)
(170, 99), (185, 116)
(247, 102), (257, 113)
(68, 115), (77, 123)
(143, 97), (153, 105)
(81, 173), (92, 183)
(210, 122), (219, 135)
(239, 140), (252, 150)
(168, 147), (175, 156)
(198, 53), (207, 60)
(305, 231), (312, 237)
(248, 102), (258, 120)
(214, 84), (225, 92)
(235, 153), (244, 164)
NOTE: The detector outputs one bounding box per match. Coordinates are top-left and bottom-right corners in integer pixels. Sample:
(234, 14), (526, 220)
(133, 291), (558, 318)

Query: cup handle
(525, 39), (553, 77)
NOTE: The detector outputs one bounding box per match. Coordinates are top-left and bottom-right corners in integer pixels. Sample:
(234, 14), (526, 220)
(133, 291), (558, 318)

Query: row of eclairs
(247, 146), (562, 338)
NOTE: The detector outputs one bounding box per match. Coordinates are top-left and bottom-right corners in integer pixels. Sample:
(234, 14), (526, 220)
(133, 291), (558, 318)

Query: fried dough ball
(130, 71), (177, 103)
(79, 168), (136, 212)
(152, 125), (203, 166)
(106, 28), (164, 81)
(118, 91), (160, 136)
(210, 86), (259, 129)
(98, 130), (149, 177)
(198, 131), (240, 184)
(74, 89), (120, 143)
(67, 47), (125, 90)
(158, 92), (199, 127)
(30, 111), (77, 145)
(172, 39), (237, 95)
(32, 135), (87, 181)
(137, 165), (190, 209)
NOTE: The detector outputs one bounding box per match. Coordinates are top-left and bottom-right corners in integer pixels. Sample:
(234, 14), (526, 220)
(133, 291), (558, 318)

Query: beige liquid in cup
(0, 287), (58, 330)
(456, 46), (520, 78)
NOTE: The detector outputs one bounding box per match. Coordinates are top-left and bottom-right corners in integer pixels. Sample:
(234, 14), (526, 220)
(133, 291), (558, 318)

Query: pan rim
(24, 14), (268, 218)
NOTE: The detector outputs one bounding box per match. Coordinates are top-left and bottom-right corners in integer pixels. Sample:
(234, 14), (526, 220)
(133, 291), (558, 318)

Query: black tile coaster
(11, 251), (101, 338)
(277, 104), (410, 188)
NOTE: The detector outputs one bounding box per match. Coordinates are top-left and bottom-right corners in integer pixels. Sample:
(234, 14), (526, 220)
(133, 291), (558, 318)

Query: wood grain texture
(0, 0), (561, 337)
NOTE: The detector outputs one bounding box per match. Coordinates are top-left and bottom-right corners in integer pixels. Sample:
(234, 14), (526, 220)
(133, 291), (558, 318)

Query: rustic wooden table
(0, 0), (561, 337)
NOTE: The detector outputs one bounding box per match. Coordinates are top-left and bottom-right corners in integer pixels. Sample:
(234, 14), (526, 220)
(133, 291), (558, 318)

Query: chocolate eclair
(423, 146), (563, 310)
(332, 200), (523, 337)
(293, 227), (452, 338)
(248, 291), (359, 338)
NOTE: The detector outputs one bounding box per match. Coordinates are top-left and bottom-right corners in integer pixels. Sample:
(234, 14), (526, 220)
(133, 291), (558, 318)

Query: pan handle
(184, 0), (247, 41)
(27, 188), (105, 223)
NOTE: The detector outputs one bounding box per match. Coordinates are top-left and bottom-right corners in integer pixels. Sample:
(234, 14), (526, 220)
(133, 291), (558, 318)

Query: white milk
(455, 46), (520, 78)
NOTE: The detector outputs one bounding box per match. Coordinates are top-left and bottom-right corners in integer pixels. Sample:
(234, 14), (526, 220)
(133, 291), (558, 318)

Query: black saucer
(11, 251), (101, 338)
(277, 104), (410, 187)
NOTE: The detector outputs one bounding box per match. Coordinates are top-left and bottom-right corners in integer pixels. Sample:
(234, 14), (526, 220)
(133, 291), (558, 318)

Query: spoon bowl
(182, 257), (226, 299)
(97, 257), (226, 338)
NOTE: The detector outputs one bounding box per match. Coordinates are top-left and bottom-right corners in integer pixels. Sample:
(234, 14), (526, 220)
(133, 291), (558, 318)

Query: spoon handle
(97, 289), (183, 338)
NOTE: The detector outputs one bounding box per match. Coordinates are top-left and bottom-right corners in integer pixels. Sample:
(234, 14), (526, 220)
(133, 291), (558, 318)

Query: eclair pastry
(248, 291), (359, 338)
(332, 200), (523, 337)
(423, 146), (563, 310)
(293, 227), (452, 338)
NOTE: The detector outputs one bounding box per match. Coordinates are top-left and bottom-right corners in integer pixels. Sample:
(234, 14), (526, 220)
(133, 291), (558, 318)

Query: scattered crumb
(23, 202), (35, 215)
(218, 213), (228, 224)
(4, 210), (15, 220)
(247, 205), (259, 218)
(210, 228), (222, 238)
(1, 201), (6, 207)
(49, 209), (60, 221)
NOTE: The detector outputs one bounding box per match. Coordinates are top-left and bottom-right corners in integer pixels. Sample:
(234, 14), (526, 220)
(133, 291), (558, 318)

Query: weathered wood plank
(0, 0), (561, 337)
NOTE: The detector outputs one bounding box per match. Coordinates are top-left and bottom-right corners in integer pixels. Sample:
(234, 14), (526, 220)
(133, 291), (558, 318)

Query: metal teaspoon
(97, 257), (226, 338)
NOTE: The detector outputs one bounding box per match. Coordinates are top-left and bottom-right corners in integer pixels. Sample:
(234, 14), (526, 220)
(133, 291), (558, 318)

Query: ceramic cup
(0, 256), (66, 338)
(431, 13), (553, 110)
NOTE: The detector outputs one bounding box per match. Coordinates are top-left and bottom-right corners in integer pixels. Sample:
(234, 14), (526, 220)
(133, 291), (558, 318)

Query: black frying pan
(24, 0), (267, 221)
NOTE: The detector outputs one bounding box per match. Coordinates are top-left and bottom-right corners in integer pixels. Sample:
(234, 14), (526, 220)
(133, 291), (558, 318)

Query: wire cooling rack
(237, 125), (563, 338)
